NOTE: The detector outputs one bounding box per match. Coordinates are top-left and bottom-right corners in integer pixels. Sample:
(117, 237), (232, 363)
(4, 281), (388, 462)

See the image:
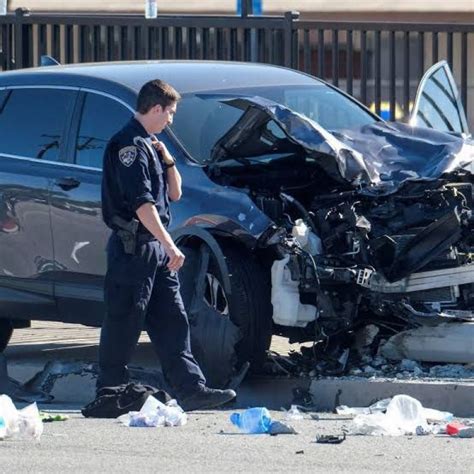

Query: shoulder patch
(118, 146), (137, 167)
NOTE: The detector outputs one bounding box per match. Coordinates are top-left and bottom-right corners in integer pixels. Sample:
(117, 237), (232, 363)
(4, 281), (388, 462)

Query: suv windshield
(170, 84), (377, 163)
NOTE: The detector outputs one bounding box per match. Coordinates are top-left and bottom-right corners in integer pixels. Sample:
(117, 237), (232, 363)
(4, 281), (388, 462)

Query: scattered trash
(316, 433), (346, 444)
(230, 407), (272, 434)
(336, 398), (391, 416)
(40, 412), (69, 423)
(457, 427), (474, 438)
(268, 420), (298, 436)
(423, 408), (453, 424)
(446, 421), (467, 436)
(284, 405), (304, 421)
(0, 394), (43, 440)
(230, 407), (298, 435)
(349, 395), (430, 436)
(118, 395), (187, 428)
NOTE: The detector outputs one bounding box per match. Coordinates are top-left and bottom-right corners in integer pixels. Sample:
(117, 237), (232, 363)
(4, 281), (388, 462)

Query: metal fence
(0, 9), (473, 126)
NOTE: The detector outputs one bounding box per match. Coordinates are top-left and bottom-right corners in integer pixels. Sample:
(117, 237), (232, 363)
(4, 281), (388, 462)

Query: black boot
(180, 386), (236, 411)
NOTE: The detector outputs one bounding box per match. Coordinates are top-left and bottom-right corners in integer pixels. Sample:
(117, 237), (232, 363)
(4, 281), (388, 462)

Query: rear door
(0, 86), (76, 320)
(410, 61), (470, 135)
(49, 90), (133, 325)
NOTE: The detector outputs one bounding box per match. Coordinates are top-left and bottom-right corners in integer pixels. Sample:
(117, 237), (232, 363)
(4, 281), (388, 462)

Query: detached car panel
(0, 60), (473, 387)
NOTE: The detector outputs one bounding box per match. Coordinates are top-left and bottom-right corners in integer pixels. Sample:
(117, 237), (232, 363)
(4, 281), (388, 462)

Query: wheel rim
(204, 273), (229, 316)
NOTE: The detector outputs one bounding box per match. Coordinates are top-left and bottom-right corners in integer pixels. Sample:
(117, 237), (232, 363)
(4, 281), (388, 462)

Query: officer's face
(151, 102), (177, 134)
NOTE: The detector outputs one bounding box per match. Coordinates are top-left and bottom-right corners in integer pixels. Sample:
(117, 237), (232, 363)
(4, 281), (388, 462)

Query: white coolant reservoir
(271, 254), (317, 327)
(292, 219), (322, 255)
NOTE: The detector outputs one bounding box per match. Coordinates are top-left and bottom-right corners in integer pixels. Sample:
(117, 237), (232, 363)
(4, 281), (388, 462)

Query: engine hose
(279, 192), (319, 236)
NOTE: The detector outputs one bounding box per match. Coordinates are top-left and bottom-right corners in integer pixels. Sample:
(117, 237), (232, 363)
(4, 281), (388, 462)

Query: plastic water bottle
(230, 407), (272, 434)
(0, 416), (6, 439)
(145, 0), (157, 19)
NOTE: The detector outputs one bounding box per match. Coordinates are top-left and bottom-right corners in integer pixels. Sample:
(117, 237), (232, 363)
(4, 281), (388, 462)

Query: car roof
(0, 60), (321, 95)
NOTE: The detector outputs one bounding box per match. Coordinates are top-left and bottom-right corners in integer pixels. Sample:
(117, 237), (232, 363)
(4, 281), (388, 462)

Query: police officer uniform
(99, 117), (206, 399)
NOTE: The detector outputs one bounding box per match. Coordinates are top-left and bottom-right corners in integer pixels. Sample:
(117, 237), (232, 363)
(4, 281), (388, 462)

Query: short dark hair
(136, 79), (181, 114)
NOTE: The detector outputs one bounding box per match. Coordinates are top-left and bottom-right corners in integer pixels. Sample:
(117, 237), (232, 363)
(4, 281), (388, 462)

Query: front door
(49, 90), (133, 325)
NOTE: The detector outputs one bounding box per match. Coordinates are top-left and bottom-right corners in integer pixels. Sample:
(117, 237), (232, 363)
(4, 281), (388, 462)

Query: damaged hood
(211, 96), (474, 193)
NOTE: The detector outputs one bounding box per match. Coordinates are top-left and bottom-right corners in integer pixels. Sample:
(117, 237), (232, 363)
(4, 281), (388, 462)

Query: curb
(310, 377), (474, 417)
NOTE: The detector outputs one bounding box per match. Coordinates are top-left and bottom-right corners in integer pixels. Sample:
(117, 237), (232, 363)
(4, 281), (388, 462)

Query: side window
(0, 88), (75, 161)
(75, 93), (133, 168)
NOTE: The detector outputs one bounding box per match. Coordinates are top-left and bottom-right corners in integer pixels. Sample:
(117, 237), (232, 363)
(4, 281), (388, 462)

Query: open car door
(410, 60), (470, 136)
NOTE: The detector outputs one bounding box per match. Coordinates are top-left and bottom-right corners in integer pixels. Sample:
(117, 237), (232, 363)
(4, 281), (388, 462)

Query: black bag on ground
(81, 382), (172, 418)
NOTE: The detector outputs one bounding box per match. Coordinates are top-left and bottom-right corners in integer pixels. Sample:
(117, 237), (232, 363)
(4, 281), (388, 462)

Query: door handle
(54, 177), (81, 191)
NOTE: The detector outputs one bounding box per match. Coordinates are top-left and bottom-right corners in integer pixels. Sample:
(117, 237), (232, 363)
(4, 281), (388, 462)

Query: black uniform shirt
(102, 117), (170, 232)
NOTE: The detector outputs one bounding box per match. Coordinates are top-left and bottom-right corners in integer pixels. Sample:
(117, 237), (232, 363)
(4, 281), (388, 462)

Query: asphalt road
(2, 409), (473, 473)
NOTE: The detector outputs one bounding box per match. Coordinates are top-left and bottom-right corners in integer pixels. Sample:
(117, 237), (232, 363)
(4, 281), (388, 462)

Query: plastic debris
(118, 395), (187, 428)
(40, 412), (69, 423)
(0, 394), (43, 440)
(230, 407), (272, 434)
(336, 398), (391, 416)
(458, 427), (474, 438)
(285, 405), (304, 421)
(316, 433), (346, 444)
(446, 421), (467, 436)
(349, 394), (430, 436)
(268, 420), (298, 435)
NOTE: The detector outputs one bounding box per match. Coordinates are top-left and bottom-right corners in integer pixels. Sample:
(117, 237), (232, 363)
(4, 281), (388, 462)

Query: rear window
(0, 88), (75, 161)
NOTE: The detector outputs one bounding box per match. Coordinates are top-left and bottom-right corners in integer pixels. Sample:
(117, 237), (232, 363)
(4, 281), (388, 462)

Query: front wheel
(179, 242), (273, 388)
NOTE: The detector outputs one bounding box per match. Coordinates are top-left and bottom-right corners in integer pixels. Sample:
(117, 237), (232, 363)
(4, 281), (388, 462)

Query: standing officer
(99, 79), (236, 411)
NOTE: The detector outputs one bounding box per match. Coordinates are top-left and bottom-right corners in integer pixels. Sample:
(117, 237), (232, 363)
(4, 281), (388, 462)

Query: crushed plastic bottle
(230, 407), (272, 434)
(285, 405), (304, 421)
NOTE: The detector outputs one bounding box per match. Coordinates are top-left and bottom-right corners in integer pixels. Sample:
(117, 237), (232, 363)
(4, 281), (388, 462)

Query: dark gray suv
(0, 60), (473, 386)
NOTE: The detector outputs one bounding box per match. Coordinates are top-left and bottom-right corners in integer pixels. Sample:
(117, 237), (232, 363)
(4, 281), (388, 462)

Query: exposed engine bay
(211, 156), (474, 343)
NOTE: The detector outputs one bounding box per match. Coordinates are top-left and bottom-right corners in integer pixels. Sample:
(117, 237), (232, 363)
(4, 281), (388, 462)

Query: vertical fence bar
(360, 30), (367, 104)
(418, 31), (425, 79)
(176, 27), (183, 59)
(317, 29), (324, 78)
(229, 27), (237, 61)
(403, 31), (410, 118)
(447, 31), (453, 69)
(284, 11), (297, 68)
(52, 24), (60, 61)
(303, 29), (310, 73)
(461, 31), (468, 114)
(202, 28), (209, 59)
(389, 30), (396, 121)
(189, 27), (197, 59)
(374, 30), (381, 116)
(332, 29), (339, 86)
(432, 31), (438, 63)
(346, 30), (353, 96)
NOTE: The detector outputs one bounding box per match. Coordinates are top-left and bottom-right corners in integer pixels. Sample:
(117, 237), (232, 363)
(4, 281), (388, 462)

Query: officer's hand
(152, 139), (174, 166)
(164, 242), (185, 272)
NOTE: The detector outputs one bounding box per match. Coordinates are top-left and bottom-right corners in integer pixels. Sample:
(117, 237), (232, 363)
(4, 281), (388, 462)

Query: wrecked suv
(0, 60), (473, 386)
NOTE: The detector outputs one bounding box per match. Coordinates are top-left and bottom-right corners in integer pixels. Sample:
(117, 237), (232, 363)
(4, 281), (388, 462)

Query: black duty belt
(137, 233), (157, 244)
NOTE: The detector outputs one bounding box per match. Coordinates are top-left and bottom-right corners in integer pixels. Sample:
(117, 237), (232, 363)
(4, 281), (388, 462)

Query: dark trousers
(97, 234), (206, 398)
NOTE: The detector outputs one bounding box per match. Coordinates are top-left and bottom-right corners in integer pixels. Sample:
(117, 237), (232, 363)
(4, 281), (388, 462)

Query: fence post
(283, 11), (299, 68)
(14, 8), (30, 69)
